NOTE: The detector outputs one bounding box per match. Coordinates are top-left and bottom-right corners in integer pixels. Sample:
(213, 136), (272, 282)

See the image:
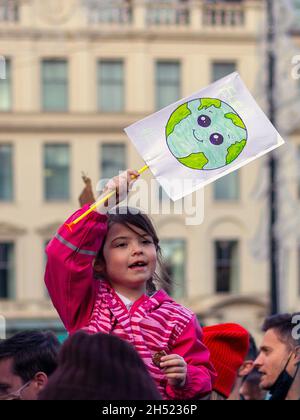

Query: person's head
(0, 331), (60, 400)
(239, 368), (266, 401)
(254, 313), (300, 391)
(238, 335), (258, 378)
(93, 207), (171, 295)
(203, 323), (250, 399)
(39, 331), (161, 400)
(210, 391), (226, 401)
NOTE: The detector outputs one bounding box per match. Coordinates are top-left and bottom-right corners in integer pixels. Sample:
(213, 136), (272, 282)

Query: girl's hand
(160, 354), (187, 389)
(102, 169), (140, 208)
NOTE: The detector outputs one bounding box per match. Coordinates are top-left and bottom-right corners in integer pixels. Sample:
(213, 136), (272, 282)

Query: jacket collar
(99, 279), (173, 314)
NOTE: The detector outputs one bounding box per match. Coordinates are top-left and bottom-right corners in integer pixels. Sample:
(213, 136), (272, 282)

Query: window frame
(97, 60), (125, 113)
(0, 57), (12, 112)
(155, 60), (181, 111)
(0, 143), (14, 202)
(41, 59), (69, 112)
(160, 238), (187, 300)
(43, 143), (71, 202)
(100, 142), (127, 182)
(0, 241), (15, 300)
(215, 239), (240, 294)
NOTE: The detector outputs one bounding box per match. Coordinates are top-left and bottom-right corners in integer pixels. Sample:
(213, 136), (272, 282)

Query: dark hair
(93, 207), (172, 295)
(39, 331), (161, 400)
(0, 331), (61, 383)
(262, 313), (300, 349)
(246, 335), (258, 361)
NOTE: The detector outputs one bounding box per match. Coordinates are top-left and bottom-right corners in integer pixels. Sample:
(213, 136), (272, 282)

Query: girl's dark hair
(93, 207), (172, 295)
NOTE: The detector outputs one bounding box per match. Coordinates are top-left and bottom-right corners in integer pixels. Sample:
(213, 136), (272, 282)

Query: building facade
(0, 0), (299, 339)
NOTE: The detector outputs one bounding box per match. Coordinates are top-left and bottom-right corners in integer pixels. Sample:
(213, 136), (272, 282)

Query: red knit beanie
(203, 323), (250, 399)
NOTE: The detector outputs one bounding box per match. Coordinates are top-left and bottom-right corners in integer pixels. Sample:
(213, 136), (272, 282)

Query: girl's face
(103, 223), (157, 291)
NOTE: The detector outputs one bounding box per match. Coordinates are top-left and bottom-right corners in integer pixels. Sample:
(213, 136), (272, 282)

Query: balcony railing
(0, 0), (19, 22)
(146, 0), (190, 27)
(84, 0), (253, 31)
(84, 0), (133, 25)
(0, 0), (260, 34)
(203, 2), (245, 27)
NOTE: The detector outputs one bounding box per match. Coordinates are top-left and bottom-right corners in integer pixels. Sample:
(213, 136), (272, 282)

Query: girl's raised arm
(45, 205), (108, 333)
(44, 169), (140, 333)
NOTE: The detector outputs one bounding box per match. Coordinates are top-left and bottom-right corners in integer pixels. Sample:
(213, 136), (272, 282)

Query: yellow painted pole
(65, 165), (149, 231)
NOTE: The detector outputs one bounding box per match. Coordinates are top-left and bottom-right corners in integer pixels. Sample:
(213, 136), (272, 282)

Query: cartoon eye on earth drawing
(166, 98), (248, 171)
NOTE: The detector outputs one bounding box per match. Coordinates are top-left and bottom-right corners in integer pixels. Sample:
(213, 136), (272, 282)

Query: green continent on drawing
(166, 98), (248, 170)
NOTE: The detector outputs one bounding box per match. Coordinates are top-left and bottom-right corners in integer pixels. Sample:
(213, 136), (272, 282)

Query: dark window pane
(212, 62), (236, 82)
(0, 242), (15, 299)
(0, 58), (11, 111)
(160, 239), (186, 299)
(98, 61), (124, 112)
(156, 61), (181, 110)
(44, 144), (70, 201)
(214, 171), (240, 201)
(215, 240), (239, 293)
(0, 144), (13, 201)
(42, 60), (68, 111)
(101, 143), (126, 180)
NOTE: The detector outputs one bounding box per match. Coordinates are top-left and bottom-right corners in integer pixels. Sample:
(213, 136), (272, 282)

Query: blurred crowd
(0, 312), (299, 401)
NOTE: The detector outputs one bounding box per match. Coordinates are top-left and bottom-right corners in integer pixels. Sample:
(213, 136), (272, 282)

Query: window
(42, 60), (68, 111)
(215, 240), (239, 293)
(156, 61), (181, 110)
(44, 144), (70, 201)
(160, 239), (186, 300)
(212, 62), (240, 200)
(0, 0), (19, 22)
(0, 242), (15, 299)
(0, 144), (13, 201)
(298, 147), (300, 199)
(294, 0), (300, 31)
(98, 61), (124, 112)
(0, 58), (11, 111)
(298, 245), (300, 295)
(212, 62), (236, 83)
(101, 143), (127, 180)
(214, 172), (240, 201)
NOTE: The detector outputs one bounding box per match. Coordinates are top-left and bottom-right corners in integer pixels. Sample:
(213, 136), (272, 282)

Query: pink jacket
(45, 205), (216, 400)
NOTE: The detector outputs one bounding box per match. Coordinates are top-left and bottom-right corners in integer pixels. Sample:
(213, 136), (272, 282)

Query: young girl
(45, 169), (216, 400)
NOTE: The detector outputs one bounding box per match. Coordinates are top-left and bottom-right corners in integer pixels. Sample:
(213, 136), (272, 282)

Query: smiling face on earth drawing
(166, 98), (248, 171)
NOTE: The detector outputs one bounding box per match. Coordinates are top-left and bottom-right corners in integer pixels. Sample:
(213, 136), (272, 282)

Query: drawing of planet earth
(166, 98), (247, 170)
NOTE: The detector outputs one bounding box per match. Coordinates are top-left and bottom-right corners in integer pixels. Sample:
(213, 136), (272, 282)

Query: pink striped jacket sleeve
(166, 315), (217, 399)
(45, 206), (108, 333)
